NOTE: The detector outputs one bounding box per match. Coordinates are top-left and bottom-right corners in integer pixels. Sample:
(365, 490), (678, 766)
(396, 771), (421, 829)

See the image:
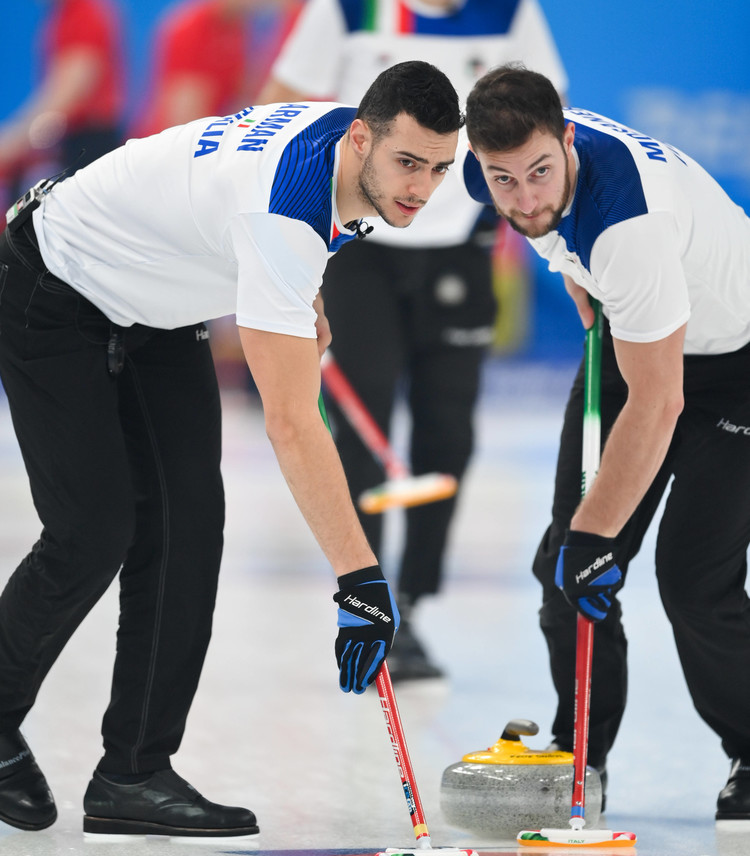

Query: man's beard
(502, 166), (571, 239)
(357, 150), (423, 229)
(357, 150), (395, 226)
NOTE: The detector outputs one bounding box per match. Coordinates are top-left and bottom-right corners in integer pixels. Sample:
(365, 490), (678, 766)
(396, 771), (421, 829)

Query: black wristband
(565, 529), (616, 548)
(337, 565), (383, 589)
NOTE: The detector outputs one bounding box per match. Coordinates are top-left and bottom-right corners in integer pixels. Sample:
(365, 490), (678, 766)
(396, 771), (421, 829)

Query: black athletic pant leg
(99, 323), (224, 774)
(0, 226), (224, 773)
(532, 328), (672, 766)
(398, 240), (493, 600)
(323, 238), (495, 602)
(399, 336), (484, 599)
(0, 225), (135, 734)
(656, 345), (750, 760)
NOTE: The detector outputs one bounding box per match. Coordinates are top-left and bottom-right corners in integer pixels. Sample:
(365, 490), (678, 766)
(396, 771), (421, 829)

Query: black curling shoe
(387, 618), (444, 682)
(0, 730), (57, 831)
(83, 769), (259, 838)
(716, 757), (750, 820)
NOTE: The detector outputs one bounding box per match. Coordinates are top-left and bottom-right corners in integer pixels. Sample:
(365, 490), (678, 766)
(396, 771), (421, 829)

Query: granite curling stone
(440, 719), (602, 839)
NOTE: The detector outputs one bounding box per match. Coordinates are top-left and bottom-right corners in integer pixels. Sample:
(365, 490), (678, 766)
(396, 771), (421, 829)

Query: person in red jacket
(134, 0), (301, 138)
(0, 0), (125, 218)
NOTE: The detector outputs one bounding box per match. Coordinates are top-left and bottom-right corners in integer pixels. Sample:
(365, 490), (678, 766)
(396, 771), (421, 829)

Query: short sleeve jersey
(464, 108), (750, 356)
(271, 0), (567, 247)
(34, 102), (359, 333)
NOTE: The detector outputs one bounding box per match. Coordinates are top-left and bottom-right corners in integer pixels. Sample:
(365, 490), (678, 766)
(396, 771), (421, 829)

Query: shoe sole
(716, 815), (750, 828)
(0, 807), (57, 831)
(83, 815), (259, 839)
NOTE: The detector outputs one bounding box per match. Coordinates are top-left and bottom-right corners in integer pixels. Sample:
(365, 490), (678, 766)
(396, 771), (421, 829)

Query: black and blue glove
(555, 530), (623, 622)
(333, 565), (399, 694)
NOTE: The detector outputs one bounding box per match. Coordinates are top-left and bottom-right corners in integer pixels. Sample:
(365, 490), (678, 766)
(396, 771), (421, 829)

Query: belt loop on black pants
(107, 325), (125, 377)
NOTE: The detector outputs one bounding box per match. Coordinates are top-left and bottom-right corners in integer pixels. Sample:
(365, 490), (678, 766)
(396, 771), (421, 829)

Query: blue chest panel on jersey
(330, 229), (356, 253)
(338, 0), (520, 36)
(557, 123), (649, 271)
(462, 124), (649, 272)
(269, 106), (357, 249)
(463, 151), (493, 207)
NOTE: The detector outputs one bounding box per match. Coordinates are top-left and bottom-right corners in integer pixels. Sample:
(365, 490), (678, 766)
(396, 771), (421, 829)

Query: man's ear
(563, 121), (575, 154)
(348, 118), (371, 157)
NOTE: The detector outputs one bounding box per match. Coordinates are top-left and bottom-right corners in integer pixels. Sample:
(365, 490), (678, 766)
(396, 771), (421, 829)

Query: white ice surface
(0, 358), (746, 856)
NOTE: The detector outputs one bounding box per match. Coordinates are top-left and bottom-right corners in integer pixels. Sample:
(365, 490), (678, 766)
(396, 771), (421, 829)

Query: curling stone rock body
(440, 720), (602, 839)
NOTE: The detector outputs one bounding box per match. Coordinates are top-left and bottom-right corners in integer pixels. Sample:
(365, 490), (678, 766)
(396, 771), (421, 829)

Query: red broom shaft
(376, 663), (431, 844)
(321, 356), (408, 479)
(572, 614), (594, 821)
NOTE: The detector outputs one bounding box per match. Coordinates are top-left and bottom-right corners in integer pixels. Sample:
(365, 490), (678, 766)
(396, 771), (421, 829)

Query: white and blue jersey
(271, 0), (567, 247)
(33, 102), (359, 333)
(465, 108), (750, 355)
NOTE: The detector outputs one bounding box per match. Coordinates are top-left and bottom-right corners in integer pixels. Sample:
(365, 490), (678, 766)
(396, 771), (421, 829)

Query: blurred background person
(0, 0), (125, 229)
(260, 0), (567, 682)
(133, 0), (302, 138)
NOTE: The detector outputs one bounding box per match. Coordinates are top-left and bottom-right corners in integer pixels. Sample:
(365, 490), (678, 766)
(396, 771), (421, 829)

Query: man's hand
(313, 292), (331, 357)
(555, 530), (623, 621)
(333, 566), (399, 693)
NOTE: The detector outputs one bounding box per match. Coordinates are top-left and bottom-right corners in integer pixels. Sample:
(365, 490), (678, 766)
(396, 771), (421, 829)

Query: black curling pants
(533, 324), (750, 766)
(0, 223), (224, 774)
(322, 238), (497, 603)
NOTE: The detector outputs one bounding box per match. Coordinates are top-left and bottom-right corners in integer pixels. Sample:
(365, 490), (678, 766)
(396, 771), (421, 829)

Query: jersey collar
(331, 141), (358, 245)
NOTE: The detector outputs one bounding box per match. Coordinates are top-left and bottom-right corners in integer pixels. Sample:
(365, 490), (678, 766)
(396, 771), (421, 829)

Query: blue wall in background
(545, 2), (750, 215)
(538, 2), (750, 358)
(5, 1), (750, 361)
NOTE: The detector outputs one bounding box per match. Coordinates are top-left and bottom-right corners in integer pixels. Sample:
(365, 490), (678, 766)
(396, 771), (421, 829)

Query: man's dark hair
(465, 63), (565, 153)
(356, 61), (463, 140)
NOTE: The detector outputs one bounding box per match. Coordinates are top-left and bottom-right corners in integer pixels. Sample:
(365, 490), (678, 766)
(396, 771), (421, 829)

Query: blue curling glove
(555, 530), (623, 622)
(333, 565), (399, 694)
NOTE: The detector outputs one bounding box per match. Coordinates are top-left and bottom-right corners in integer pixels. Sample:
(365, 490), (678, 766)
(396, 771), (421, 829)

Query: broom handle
(320, 353), (409, 480)
(317, 386), (427, 843)
(571, 299), (603, 828)
(376, 663), (432, 848)
(571, 614), (594, 825)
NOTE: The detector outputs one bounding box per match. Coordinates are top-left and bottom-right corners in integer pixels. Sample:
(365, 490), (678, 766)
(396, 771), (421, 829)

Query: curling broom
(518, 300), (636, 848)
(375, 662), (477, 856)
(320, 352), (457, 514)
(316, 392), (472, 853)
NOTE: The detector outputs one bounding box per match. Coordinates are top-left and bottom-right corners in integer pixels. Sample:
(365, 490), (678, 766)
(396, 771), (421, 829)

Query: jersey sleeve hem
(235, 315), (317, 338)
(609, 309), (691, 343)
